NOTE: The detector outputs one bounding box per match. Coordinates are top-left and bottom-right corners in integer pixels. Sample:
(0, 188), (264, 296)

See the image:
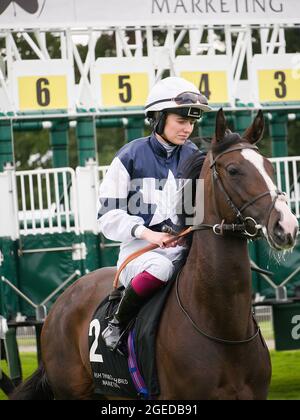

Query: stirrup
(102, 319), (134, 356)
(102, 319), (121, 349)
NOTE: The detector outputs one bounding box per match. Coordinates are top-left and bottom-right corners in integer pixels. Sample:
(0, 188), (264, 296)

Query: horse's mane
(181, 132), (242, 182)
(178, 132), (243, 229)
(211, 132), (242, 155)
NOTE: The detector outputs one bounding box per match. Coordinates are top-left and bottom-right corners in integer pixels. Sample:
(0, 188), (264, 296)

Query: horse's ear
(243, 110), (265, 144)
(214, 108), (227, 143)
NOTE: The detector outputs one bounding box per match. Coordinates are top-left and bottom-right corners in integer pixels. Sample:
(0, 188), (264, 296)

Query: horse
(11, 109), (298, 400)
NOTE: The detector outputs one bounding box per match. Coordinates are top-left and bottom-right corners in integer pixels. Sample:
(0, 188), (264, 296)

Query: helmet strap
(154, 112), (174, 146)
(155, 111), (167, 136)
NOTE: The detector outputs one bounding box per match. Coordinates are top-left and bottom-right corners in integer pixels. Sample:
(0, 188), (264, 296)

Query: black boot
(102, 284), (145, 352)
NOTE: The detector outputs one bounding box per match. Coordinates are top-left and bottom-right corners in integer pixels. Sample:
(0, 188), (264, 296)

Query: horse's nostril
(274, 222), (284, 241)
(273, 222), (297, 247)
(287, 233), (293, 246)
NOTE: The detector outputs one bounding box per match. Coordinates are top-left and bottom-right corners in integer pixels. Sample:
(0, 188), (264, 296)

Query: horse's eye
(227, 166), (239, 176)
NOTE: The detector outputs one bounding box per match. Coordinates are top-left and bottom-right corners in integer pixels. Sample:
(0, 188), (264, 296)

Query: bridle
(206, 143), (287, 239)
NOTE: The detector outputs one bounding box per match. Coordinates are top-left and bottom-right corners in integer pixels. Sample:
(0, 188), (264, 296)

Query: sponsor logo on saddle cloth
(88, 279), (175, 399)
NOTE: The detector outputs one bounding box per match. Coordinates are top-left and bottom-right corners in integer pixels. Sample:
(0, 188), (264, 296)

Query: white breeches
(117, 239), (186, 288)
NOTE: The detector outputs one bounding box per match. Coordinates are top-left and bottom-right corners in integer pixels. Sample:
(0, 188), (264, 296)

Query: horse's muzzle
(267, 214), (299, 250)
(271, 220), (298, 249)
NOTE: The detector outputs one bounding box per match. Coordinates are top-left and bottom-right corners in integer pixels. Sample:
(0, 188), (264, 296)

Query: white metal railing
(16, 168), (80, 236)
(96, 166), (110, 235)
(270, 156), (300, 218)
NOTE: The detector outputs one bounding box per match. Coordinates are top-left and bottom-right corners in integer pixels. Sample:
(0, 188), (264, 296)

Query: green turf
(1, 350), (300, 400)
(0, 353), (38, 401)
(268, 350), (300, 400)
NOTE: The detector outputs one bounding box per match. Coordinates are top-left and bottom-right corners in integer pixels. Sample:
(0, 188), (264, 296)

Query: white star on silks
(140, 170), (180, 227)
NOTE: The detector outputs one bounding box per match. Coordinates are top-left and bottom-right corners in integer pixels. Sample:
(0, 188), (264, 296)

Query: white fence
(269, 156), (300, 218)
(0, 157), (299, 239)
(16, 168), (80, 236)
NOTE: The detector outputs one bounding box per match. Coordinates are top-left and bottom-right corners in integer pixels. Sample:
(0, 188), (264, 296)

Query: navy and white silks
(97, 133), (201, 287)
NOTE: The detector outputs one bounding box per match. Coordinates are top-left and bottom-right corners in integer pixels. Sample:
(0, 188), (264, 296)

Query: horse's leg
(41, 268), (116, 400)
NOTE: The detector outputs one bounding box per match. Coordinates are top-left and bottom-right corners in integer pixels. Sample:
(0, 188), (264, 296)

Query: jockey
(98, 76), (212, 352)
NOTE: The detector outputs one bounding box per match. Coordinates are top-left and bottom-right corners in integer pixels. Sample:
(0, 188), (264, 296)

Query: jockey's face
(163, 113), (196, 145)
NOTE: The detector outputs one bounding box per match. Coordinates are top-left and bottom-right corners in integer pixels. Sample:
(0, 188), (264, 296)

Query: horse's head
(204, 109), (298, 250)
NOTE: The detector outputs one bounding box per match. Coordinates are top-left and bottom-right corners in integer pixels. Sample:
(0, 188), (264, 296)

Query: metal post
(269, 112), (288, 191)
(126, 117), (144, 142)
(50, 119), (70, 168)
(4, 328), (22, 385)
(269, 112), (288, 158)
(199, 112), (216, 142)
(76, 117), (97, 166)
(234, 110), (252, 135)
(0, 120), (14, 172)
(96, 118), (128, 129)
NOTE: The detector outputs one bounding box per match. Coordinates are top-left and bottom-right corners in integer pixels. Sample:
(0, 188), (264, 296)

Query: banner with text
(0, 0), (299, 30)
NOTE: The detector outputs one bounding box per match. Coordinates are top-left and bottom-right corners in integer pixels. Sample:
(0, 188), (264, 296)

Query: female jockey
(97, 76), (212, 351)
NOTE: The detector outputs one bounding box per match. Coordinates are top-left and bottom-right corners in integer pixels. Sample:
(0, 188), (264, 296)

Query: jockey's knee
(145, 257), (175, 283)
(119, 253), (176, 288)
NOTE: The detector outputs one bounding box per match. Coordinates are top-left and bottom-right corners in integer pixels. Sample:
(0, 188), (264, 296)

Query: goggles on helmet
(145, 91), (208, 110)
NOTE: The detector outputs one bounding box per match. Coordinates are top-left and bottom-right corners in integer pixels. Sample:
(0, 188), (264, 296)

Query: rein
(175, 269), (262, 345)
(112, 222), (272, 289)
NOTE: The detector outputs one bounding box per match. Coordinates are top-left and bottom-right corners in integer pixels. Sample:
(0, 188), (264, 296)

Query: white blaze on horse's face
(241, 149), (277, 198)
(241, 149), (298, 250)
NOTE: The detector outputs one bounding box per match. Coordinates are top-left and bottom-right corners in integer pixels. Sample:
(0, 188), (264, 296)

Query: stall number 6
(89, 319), (104, 363)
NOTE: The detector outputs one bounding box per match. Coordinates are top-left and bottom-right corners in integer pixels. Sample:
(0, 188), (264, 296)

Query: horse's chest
(158, 345), (270, 400)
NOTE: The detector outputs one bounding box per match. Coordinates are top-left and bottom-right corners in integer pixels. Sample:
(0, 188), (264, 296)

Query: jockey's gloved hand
(140, 228), (178, 248)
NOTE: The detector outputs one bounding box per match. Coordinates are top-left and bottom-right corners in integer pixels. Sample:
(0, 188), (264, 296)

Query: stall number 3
(89, 319), (104, 363)
(274, 71), (287, 99)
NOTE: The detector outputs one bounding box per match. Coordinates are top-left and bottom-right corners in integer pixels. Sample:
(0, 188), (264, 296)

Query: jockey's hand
(140, 228), (178, 248)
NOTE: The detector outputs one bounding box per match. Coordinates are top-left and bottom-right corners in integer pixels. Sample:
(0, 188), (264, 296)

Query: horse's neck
(182, 223), (253, 339)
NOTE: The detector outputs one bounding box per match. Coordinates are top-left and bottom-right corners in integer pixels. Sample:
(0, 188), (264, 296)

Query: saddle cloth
(88, 277), (175, 399)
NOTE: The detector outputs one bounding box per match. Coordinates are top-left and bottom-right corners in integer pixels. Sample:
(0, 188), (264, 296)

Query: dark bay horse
(11, 109), (298, 400)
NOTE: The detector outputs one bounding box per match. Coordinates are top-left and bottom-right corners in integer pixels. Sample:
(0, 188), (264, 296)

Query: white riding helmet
(145, 76), (212, 116)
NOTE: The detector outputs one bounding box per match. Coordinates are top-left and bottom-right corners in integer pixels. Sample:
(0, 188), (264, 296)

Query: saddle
(88, 276), (176, 399)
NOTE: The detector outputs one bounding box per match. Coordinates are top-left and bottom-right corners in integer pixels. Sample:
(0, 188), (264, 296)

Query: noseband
(207, 143), (287, 239)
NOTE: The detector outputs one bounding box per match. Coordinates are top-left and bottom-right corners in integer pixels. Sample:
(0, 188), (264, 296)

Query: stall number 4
(291, 315), (300, 340)
(89, 319), (104, 363)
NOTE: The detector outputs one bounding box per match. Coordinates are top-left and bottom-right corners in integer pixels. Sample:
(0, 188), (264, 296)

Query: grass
(268, 350), (300, 400)
(1, 350), (300, 400)
(0, 353), (38, 401)
(259, 320), (274, 341)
